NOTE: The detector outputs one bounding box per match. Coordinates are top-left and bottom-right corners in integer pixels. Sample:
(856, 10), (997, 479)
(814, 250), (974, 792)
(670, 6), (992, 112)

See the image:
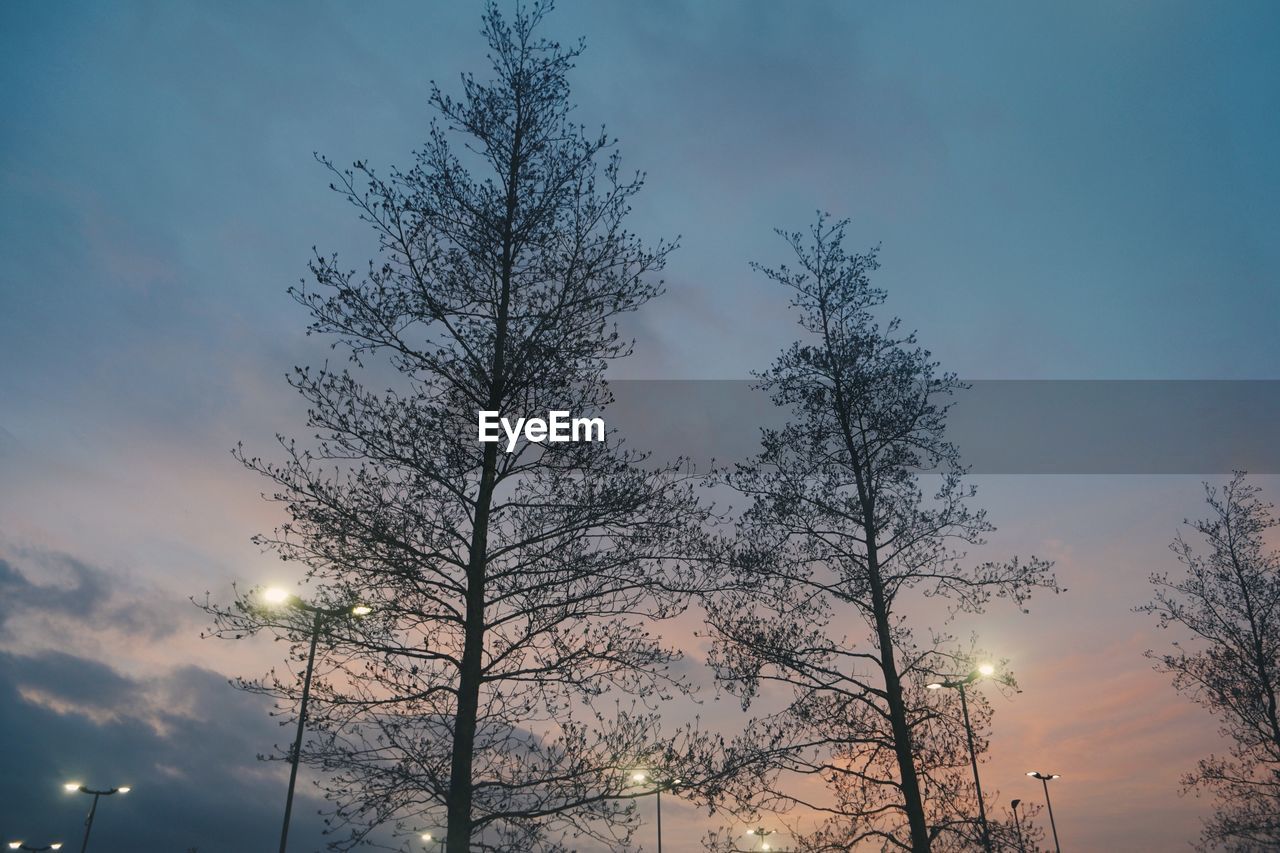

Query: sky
(1, 1), (1279, 850)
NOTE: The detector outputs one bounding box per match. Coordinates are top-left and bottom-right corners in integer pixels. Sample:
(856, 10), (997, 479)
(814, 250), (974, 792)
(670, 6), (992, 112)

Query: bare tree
(1138, 473), (1280, 851)
(203, 4), (715, 850)
(701, 216), (1057, 852)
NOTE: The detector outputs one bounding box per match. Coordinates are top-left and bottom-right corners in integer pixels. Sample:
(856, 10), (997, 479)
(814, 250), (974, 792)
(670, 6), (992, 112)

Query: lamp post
(1027, 772), (1062, 853)
(261, 587), (372, 853)
(63, 783), (129, 853)
(927, 663), (996, 853)
(8, 843), (64, 851)
(745, 827), (775, 851)
(1010, 798), (1026, 853)
(631, 771), (682, 853)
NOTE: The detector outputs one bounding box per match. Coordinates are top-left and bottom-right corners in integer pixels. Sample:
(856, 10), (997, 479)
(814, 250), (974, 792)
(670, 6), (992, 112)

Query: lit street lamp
(1027, 772), (1062, 853)
(421, 831), (445, 851)
(745, 827), (776, 851)
(260, 587), (372, 853)
(927, 663), (997, 852)
(631, 771), (682, 853)
(8, 842), (64, 851)
(63, 783), (129, 853)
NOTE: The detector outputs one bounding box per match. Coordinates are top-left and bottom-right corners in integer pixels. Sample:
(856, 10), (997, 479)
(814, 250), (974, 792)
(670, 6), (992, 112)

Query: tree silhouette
(1139, 473), (1280, 851)
(203, 4), (714, 850)
(701, 216), (1057, 852)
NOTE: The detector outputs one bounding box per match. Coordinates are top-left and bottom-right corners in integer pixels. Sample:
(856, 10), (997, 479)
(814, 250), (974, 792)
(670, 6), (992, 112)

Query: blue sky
(2, 2), (1279, 850)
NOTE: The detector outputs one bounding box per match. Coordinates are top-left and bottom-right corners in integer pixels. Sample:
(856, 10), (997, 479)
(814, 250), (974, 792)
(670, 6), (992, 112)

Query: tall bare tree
(1139, 473), (1280, 851)
(204, 4), (714, 850)
(702, 216), (1057, 852)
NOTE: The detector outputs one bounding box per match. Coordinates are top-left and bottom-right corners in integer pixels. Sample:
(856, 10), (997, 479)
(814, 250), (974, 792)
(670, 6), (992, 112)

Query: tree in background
(702, 217), (1057, 852)
(1139, 473), (1280, 851)
(204, 4), (714, 851)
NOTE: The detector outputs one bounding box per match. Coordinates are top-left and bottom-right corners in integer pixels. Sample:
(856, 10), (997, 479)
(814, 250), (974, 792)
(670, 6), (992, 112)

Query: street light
(63, 784), (128, 853)
(1010, 798), (1026, 853)
(745, 827), (775, 851)
(8, 843), (63, 851)
(1027, 772), (1062, 853)
(631, 771), (682, 853)
(927, 664), (997, 853)
(420, 831), (445, 851)
(260, 587), (372, 853)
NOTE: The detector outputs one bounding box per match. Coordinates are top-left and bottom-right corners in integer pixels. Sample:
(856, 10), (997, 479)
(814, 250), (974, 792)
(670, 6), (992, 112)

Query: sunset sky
(2, 2), (1279, 850)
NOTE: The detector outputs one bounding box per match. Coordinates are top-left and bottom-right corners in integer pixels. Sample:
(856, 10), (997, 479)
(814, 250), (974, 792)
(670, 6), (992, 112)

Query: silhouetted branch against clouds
(700, 216), (1059, 852)
(202, 3), (721, 851)
(1138, 473), (1280, 851)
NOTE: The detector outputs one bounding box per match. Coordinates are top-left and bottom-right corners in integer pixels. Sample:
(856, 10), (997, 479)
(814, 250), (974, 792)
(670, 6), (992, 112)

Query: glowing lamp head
(9, 843), (22, 850)
(52, 846), (63, 851)
(977, 663), (995, 677)
(926, 682), (943, 690)
(351, 605), (373, 617)
(421, 833), (433, 842)
(117, 786), (131, 794)
(263, 587), (290, 605)
(63, 782), (82, 792)
(632, 771), (647, 782)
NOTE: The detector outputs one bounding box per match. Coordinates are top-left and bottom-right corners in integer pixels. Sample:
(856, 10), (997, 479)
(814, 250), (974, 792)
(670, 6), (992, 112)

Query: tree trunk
(831, 362), (932, 852)
(446, 439), (498, 852)
(446, 123), (520, 851)
(867, 542), (932, 852)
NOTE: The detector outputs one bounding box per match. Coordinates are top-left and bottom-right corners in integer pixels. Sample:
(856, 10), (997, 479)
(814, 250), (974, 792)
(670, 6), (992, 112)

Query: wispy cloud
(0, 549), (179, 641)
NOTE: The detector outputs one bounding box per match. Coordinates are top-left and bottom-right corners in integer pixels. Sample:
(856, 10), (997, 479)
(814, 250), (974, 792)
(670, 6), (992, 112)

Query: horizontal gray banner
(605, 380), (1280, 474)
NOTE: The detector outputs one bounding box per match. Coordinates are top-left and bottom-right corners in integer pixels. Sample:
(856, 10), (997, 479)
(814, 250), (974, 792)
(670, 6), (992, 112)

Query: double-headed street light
(631, 771), (682, 853)
(63, 783), (129, 853)
(927, 663), (996, 853)
(260, 587), (372, 853)
(1027, 771), (1062, 853)
(8, 842), (63, 851)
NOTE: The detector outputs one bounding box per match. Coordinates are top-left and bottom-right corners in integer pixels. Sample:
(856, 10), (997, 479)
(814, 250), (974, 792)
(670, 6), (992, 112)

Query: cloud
(0, 648), (335, 853)
(0, 550), (179, 641)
